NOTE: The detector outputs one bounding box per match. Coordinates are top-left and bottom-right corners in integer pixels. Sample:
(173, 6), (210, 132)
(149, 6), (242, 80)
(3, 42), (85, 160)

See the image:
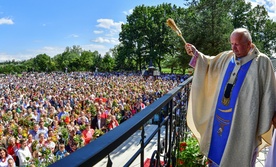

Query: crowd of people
(0, 71), (188, 166)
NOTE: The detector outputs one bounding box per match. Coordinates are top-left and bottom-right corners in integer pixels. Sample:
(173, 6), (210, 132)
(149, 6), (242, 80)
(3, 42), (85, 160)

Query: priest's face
(230, 32), (251, 58)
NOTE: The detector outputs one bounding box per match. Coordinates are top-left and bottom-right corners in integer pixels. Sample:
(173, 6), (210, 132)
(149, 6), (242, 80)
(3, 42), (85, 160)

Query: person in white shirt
(0, 148), (14, 167)
(17, 139), (32, 167)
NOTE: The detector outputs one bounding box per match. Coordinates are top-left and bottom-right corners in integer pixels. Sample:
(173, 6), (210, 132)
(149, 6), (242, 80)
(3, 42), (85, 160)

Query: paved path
(94, 124), (164, 167)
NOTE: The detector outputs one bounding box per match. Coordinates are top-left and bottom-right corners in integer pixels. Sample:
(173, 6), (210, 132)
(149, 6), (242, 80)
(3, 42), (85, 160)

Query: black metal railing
(49, 76), (193, 167)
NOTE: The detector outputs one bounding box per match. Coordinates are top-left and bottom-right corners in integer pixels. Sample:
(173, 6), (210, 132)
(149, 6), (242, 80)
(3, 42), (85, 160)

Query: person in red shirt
(82, 123), (94, 145)
(108, 115), (119, 131)
(7, 137), (20, 166)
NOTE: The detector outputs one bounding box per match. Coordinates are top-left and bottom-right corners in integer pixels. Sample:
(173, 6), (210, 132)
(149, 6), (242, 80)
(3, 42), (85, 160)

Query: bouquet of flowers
(60, 115), (70, 125)
(59, 127), (69, 145)
(32, 145), (57, 167)
(93, 129), (104, 138)
(1, 113), (12, 122)
(18, 115), (34, 127)
(79, 124), (86, 131)
(89, 103), (97, 117)
(177, 132), (207, 167)
(73, 134), (84, 147)
(51, 130), (59, 143)
(39, 146), (52, 157)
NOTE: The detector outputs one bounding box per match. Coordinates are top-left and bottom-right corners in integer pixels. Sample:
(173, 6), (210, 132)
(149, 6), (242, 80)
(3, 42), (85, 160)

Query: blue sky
(0, 0), (275, 62)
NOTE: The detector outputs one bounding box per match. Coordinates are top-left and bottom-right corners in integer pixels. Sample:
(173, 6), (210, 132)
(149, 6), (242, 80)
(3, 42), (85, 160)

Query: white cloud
(94, 30), (103, 34)
(245, 0), (276, 21)
(96, 19), (123, 32)
(267, 0), (276, 21)
(269, 12), (276, 21)
(92, 37), (119, 45)
(0, 18), (14, 25)
(0, 52), (20, 61)
(0, 52), (36, 62)
(29, 46), (65, 58)
(82, 44), (108, 56)
(28, 44), (110, 59)
(123, 9), (133, 15)
(246, 0), (268, 7)
(92, 37), (110, 43)
(92, 19), (122, 46)
(255, 0), (266, 6)
(68, 34), (79, 38)
(271, 0), (276, 9)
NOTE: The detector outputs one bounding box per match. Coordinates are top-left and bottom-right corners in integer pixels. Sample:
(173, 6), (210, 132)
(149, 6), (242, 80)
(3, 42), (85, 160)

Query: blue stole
(208, 57), (253, 165)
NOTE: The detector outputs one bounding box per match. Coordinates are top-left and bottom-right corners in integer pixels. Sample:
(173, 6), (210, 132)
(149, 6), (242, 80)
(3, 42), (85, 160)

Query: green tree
(246, 5), (269, 53)
(229, 0), (251, 28)
(182, 0), (233, 55)
(53, 45), (82, 72)
(79, 51), (95, 71)
(33, 54), (51, 72)
(263, 20), (276, 55)
(119, 3), (188, 72)
(102, 53), (115, 72)
(93, 51), (102, 72)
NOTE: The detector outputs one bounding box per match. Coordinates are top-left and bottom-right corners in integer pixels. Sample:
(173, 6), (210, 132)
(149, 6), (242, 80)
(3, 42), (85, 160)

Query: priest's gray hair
(231, 28), (252, 43)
